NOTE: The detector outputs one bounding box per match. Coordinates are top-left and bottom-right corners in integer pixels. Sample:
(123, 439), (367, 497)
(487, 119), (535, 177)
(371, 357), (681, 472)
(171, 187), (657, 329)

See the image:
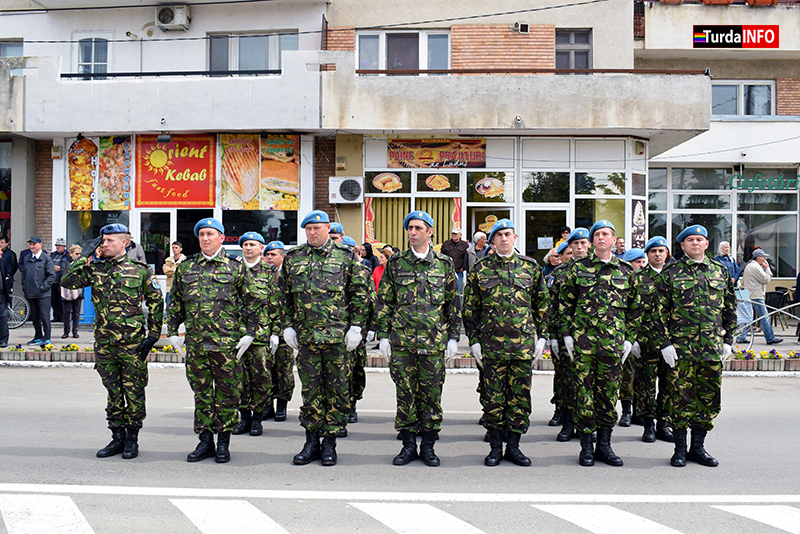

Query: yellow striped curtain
(414, 197), (456, 248)
(371, 197), (411, 250)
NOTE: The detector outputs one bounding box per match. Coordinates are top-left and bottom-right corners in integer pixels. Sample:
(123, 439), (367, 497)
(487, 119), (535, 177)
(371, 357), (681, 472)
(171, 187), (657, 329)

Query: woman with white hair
(714, 241), (741, 283)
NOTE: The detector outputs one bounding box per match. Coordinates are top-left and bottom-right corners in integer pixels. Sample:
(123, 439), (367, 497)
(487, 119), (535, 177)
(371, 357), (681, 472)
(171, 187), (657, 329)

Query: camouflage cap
(644, 236), (669, 253)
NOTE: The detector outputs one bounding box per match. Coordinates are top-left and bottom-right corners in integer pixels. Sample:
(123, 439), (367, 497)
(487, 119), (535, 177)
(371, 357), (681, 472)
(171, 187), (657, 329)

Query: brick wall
(325, 27), (355, 51)
(451, 25), (555, 72)
(34, 140), (53, 249)
(314, 136), (336, 218)
(776, 78), (800, 116)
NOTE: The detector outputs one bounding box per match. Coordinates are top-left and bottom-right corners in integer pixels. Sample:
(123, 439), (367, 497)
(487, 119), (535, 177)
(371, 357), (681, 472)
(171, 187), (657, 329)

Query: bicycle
(7, 293), (30, 329)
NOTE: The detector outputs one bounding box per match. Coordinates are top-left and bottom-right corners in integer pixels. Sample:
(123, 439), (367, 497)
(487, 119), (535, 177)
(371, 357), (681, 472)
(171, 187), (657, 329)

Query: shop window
(417, 172), (459, 194)
(738, 193), (798, 212)
(711, 81), (774, 116)
(357, 31), (449, 74)
(366, 171), (411, 195)
(467, 208), (511, 240)
(672, 168), (731, 190)
(648, 213), (667, 241)
(140, 212), (171, 275)
(574, 172), (625, 196)
(671, 213), (731, 260)
(575, 198), (624, 232)
(648, 192), (667, 212)
(209, 32), (298, 74)
(466, 172), (514, 203)
(632, 173), (646, 197)
(673, 194), (730, 210)
(66, 211), (130, 251)
(555, 30), (591, 71)
(521, 172), (569, 203)
(221, 210), (298, 247)
(738, 213), (797, 277)
(649, 168), (667, 190)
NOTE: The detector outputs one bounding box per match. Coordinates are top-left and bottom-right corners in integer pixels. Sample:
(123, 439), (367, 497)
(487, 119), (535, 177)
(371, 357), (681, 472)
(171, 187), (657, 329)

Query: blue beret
(193, 218), (224, 237)
(644, 236), (669, 253)
(556, 241), (570, 255)
(300, 210), (330, 228)
(329, 222), (344, 234)
(403, 211), (434, 230)
(488, 218), (514, 244)
(676, 224), (708, 243)
(238, 232), (265, 247)
(567, 227), (590, 243)
(622, 248), (645, 262)
(100, 223), (129, 236)
(264, 240), (285, 253)
(589, 220), (615, 241)
(342, 236), (357, 247)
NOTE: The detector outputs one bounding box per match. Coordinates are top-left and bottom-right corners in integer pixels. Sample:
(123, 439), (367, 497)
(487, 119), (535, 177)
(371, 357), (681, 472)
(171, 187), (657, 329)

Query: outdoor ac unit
(329, 176), (364, 204)
(156, 5), (191, 31)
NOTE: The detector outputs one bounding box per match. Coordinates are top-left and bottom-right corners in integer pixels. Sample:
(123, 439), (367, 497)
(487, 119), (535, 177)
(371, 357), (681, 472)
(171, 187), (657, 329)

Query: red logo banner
(136, 134), (216, 207)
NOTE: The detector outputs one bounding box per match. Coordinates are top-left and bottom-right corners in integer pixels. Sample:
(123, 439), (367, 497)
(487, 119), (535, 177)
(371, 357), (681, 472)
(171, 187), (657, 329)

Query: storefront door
(135, 208), (213, 275)
(524, 209), (568, 265)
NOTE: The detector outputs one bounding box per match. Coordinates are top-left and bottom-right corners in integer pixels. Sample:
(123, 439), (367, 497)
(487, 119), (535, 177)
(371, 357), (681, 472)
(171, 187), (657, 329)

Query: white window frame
(711, 80), (776, 117)
(355, 30), (450, 74)
(71, 31), (113, 77)
(208, 32), (298, 72)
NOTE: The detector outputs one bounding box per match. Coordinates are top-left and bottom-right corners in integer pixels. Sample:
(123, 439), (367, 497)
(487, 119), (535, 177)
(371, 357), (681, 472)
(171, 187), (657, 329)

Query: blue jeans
(749, 299), (776, 342)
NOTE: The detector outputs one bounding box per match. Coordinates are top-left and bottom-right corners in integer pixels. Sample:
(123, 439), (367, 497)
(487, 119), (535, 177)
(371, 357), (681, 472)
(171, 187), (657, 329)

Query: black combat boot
(579, 432), (594, 467)
(670, 428), (687, 467)
(419, 431), (440, 467)
(484, 429), (503, 467)
(557, 412), (575, 442)
(122, 427), (139, 459)
(249, 413), (263, 436)
(232, 409), (251, 435)
(656, 419), (674, 442)
(504, 431), (531, 467)
(187, 430), (216, 462)
(687, 428), (719, 467)
(274, 399), (288, 422)
(618, 400), (632, 427)
(321, 436), (337, 466)
(642, 419), (656, 443)
(293, 430), (321, 465)
(393, 430), (419, 466)
(97, 428), (126, 458)
(262, 402), (276, 421)
(348, 403), (358, 423)
(338, 426), (348, 438)
(548, 407), (563, 427)
(215, 432), (231, 463)
(594, 428), (623, 466)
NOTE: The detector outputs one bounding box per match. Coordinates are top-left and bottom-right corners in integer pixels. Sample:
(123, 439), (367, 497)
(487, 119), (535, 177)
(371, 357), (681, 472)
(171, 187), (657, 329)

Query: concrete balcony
(0, 50), (322, 137)
(321, 51), (711, 156)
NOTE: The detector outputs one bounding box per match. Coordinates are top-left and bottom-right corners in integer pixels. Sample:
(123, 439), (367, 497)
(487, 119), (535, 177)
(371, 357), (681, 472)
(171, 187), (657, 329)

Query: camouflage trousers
(619, 356), (635, 400)
(349, 343), (367, 406)
(475, 360), (486, 410)
(574, 346), (622, 433)
(665, 359), (722, 431)
(296, 342), (350, 437)
(185, 346), (241, 434)
(551, 340), (576, 412)
(95, 343), (148, 430)
(270, 343), (295, 402)
(389, 349), (445, 433)
(482, 356), (532, 433)
(239, 343), (273, 414)
(633, 341), (670, 420)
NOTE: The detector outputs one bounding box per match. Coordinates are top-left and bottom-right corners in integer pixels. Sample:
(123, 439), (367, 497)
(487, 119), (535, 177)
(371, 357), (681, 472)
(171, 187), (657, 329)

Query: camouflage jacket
(635, 265), (662, 343)
(546, 260), (572, 341)
(654, 255), (736, 361)
(243, 260), (276, 345)
(463, 252), (549, 359)
(61, 255), (163, 345)
(374, 247), (461, 355)
(558, 251), (640, 346)
(276, 238), (369, 345)
(167, 248), (256, 350)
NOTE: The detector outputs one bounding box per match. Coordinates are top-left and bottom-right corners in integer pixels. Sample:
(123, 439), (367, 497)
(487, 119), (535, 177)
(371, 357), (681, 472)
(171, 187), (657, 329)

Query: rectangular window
(356, 31), (449, 74)
(78, 38), (108, 79)
(672, 168), (732, 190)
(0, 42), (23, 57)
(209, 32), (298, 74)
(711, 81), (774, 116)
(555, 30), (592, 71)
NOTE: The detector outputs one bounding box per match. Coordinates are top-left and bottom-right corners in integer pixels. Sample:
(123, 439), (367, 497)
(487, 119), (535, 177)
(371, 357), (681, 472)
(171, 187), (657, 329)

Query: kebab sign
(136, 134), (216, 207)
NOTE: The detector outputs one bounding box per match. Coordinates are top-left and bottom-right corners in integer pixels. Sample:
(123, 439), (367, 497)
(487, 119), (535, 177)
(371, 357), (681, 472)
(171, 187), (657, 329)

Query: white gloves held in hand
(283, 327), (298, 350)
(563, 336), (574, 361)
(721, 343), (732, 361)
(549, 339), (559, 359)
(534, 338), (547, 362)
(445, 339), (459, 363)
(344, 326), (363, 352)
(235, 335), (255, 359)
(269, 335), (280, 355)
(366, 330), (376, 343)
(169, 335), (185, 357)
(471, 343), (482, 365)
(621, 340), (632, 364)
(379, 338), (392, 360)
(631, 341), (641, 359)
(661, 345), (677, 368)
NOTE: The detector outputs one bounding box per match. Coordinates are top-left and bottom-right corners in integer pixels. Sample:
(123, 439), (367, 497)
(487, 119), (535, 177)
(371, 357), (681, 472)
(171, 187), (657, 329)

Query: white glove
(721, 343), (732, 361)
(534, 338), (547, 362)
(445, 339), (459, 363)
(269, 335), (280, 355)
(471, 342), (483, 365)
(283, 327), (298, 350)
(661, 345), (677, 368)
(235, 335), (255, 359)
(169, 335), (185, 357)
(366, 330), (376, 343)
(549, 339), (559, 359)
(631, 341), (641, 359)
(344, 325), (363, 352)
(379, 338), (392, 360)
(621, 340), (632, 364)
(564, 336), (574, 361)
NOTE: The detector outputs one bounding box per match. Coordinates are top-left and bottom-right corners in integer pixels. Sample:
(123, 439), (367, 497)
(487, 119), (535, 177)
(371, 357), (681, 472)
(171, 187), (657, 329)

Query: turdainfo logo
(693, 25), (779, 49)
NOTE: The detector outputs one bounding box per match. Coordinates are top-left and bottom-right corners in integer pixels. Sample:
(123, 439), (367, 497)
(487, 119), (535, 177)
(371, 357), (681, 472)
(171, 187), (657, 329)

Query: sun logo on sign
(143, 143), (173, 175)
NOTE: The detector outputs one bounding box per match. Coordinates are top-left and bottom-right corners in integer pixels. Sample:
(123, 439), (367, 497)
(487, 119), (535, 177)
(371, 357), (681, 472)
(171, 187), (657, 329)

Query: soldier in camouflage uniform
(61, 223), (163, 460)
(544, 239), (571, 428)
(463, 219), (549, 467)
(654, 225), (736, 467)
(617, 249), (647, 427)
(276, 210), (369, 467)
(262, 241), (294, 423)
(167, 218), (257, 464)
(559, 220), (639, 467)
(375, 211), (461, 467)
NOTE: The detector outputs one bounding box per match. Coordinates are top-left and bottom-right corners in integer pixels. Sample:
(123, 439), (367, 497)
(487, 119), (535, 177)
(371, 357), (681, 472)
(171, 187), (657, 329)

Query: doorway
(524, 209), (568, 265)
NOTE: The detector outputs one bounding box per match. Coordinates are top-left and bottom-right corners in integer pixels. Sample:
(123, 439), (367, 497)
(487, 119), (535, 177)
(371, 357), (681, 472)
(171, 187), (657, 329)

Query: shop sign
(67, 136), (131, 211)
(388, 139), (486, 168)
(136, 134), (216, 208)
(693, 25), (779, 49)
(729, 173), (800, 192)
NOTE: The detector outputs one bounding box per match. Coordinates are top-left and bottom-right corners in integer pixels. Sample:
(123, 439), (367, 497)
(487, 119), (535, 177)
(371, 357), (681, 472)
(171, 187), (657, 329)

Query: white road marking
(0, 494), (95, 534)
(534, 504), (685, 534)
(170, 499), (290, 534)
(713, 505), (800, 534)
(351, 502), (486, 534)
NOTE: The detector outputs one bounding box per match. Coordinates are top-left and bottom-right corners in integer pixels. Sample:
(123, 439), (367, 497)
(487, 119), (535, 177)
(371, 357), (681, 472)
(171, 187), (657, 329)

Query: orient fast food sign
(693, 25), (779, 49)
(136, 134), (216, 207)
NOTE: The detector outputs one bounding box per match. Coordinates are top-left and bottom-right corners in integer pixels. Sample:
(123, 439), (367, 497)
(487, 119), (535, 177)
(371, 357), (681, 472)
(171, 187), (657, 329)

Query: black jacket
(20, 251), (55, 299)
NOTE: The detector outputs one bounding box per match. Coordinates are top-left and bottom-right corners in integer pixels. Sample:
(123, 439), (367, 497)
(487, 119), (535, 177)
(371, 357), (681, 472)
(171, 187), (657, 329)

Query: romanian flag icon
(694, 33), (707, 43)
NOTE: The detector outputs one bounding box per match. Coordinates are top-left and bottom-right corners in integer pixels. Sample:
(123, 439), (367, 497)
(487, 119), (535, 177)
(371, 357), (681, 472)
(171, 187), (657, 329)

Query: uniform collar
(200, 247), (227, 263)
(408, 246), (434, 264)
(312, 238), (334, 256)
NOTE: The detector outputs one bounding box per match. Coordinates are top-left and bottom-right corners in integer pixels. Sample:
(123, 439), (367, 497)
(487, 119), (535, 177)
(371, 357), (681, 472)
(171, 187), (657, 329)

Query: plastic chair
(765, 291), (789, 330)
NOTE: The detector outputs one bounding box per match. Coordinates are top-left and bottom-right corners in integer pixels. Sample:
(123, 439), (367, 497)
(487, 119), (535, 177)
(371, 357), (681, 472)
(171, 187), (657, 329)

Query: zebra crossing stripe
(713, 505), (800, 534)
(0, 494), (95, 534)
(170, 499), (290, 534)
(350, 502), (487, 534)
(534, 504), (685, 534)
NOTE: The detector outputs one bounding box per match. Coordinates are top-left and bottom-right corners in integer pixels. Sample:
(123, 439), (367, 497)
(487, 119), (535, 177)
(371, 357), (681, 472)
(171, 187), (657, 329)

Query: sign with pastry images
(467, 172), (512, 203)
(220, 134), (260, 210)
(366, 171), (411, 195)
(260, 135), (300, 211)
(418, 173), (459, 193)
(97, 136), (131, 211)
(135, 134), (216, 208)
(67, 136), (98, 211)
(388, 139), (486, 169)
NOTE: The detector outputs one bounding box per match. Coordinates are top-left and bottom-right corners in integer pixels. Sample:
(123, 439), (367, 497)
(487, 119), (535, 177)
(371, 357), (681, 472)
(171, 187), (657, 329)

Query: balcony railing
(61, 69), (282, 80)
(355, 68), (708, 76)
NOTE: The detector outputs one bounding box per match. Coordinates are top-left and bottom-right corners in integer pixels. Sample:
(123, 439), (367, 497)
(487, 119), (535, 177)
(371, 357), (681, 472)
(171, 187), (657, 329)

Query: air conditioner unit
(329, 176), (364, 204)
(156, 5), (191, 31)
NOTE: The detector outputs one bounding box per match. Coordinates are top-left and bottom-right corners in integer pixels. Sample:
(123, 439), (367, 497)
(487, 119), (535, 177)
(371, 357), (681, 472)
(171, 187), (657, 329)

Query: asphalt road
(0, 366), (799, 533)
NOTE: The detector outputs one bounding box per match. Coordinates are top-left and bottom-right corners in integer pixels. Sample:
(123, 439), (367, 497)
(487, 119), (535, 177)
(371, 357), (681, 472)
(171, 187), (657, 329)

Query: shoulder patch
(130, 258), (147, 266)
(149, 275), (161, 290)
(229, 255), (243, 262)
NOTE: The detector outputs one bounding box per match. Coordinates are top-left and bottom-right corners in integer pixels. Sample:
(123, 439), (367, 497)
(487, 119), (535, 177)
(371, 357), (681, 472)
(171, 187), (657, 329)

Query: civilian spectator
(60, 245), (83, 338)
(0, 236), (17, 295)
(361, 243), (379, 272)
(554, 226), (571, 249)
(125, 233), (146, 263)
(542, 248), (561, 277)
(714, 241), (741, 284)
(741, 249), (782, 345)
(463, 231), (488, 273)
(613, 237), (626, 259)
(372, 246), (393, 289)
(441, 227), (469, 295)
(51, 238), (68, 322)
(21, 236), (55, 347)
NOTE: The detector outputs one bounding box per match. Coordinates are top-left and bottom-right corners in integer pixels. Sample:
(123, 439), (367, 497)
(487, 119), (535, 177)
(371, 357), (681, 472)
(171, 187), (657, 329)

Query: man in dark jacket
(0, 236), (17, 294)
(51, 238), (68, 322)
(0, 238), (11, 347)
(21, 236), (55, 347)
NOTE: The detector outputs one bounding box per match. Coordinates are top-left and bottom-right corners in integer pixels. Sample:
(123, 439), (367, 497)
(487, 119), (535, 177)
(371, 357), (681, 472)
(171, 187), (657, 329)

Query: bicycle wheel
(733, 324), (754, 353)
(7, 294), (29, 329)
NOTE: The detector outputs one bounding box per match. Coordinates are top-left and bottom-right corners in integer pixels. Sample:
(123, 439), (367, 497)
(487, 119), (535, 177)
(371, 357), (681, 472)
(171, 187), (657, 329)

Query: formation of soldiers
(62, 210), (735, 469)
